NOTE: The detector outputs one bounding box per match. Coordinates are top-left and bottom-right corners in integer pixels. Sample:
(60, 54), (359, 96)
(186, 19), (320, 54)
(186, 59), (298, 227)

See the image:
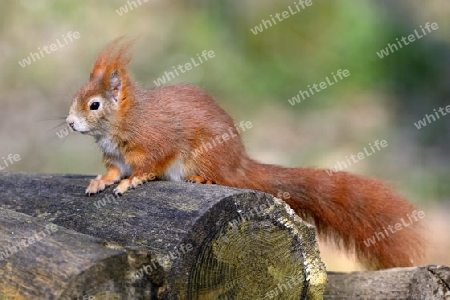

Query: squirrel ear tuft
(90, 36), (136, 81)
(90, 37), (124, 80)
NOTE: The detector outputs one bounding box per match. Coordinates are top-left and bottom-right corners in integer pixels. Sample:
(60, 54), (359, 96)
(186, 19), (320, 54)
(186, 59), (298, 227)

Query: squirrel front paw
(113, 179), (131, 196)
(85, 175), (107, 196)
(113, 176), (148, 196)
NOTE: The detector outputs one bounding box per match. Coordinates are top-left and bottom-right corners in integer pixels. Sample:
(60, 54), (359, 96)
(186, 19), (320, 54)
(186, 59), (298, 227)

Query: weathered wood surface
(0, 172), (327, 299)
(0, 208), (130, 299)
(325, 265), (450, 300)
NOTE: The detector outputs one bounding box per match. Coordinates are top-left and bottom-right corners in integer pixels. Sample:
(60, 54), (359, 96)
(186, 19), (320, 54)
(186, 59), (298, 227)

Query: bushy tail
(237, 160), (426, 270)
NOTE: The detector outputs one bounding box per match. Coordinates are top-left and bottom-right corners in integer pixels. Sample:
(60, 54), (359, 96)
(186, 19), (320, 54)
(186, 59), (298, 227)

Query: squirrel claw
(113, 188), (123, 196)
(186, 176), (216, 184)
(85, 176), (107, 196)
(85, 189), (100, 196)
(114, 179), (132, 195)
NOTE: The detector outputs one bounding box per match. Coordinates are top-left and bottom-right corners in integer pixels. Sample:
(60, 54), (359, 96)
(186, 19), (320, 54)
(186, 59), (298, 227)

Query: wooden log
(325, 265), (450, 299)
(0, 207), (133, 299)
(0, 172), (327, 299)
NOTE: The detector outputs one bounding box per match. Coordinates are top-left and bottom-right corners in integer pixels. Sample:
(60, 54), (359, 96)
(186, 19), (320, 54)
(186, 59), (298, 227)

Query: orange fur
(68, 39), (426, 269)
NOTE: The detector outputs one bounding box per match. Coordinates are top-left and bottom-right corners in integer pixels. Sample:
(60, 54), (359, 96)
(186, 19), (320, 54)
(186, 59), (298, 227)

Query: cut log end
(184, 197), (327, 300)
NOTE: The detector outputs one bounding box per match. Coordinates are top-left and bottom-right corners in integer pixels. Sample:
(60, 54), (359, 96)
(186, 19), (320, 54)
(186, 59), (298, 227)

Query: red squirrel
(66, 38), (425, 270)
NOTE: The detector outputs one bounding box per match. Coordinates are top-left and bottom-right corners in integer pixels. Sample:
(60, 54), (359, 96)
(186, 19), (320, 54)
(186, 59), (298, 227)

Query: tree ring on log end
(185, 194), (325, 299)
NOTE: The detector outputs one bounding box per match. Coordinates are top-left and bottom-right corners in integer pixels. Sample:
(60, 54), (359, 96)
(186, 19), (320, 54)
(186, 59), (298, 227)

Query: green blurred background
(0, 0), (448, 270)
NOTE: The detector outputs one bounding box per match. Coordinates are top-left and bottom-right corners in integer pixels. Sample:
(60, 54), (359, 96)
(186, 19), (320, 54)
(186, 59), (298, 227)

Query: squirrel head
(66, 37), (136, 136)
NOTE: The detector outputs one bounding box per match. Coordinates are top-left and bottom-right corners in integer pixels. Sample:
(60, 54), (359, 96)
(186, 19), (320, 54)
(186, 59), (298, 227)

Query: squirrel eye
(90, 102), (100, 110)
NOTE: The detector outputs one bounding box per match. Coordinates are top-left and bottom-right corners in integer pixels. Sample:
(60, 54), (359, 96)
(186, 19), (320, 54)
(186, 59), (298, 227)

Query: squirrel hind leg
(186, 175), (216, 185)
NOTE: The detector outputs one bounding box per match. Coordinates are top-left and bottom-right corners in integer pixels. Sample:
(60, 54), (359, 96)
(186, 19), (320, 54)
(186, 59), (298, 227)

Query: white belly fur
(162, 156), (185, 182)
(96, 136), (132, 177)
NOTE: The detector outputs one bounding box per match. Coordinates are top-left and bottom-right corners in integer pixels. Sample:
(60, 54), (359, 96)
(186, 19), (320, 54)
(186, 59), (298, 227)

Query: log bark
(0, 172), (327, 299)
(325, 265), (450, 299)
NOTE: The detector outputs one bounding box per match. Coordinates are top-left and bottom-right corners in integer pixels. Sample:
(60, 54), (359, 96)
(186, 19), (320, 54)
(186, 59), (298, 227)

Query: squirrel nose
(66, 116), (75, 128)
